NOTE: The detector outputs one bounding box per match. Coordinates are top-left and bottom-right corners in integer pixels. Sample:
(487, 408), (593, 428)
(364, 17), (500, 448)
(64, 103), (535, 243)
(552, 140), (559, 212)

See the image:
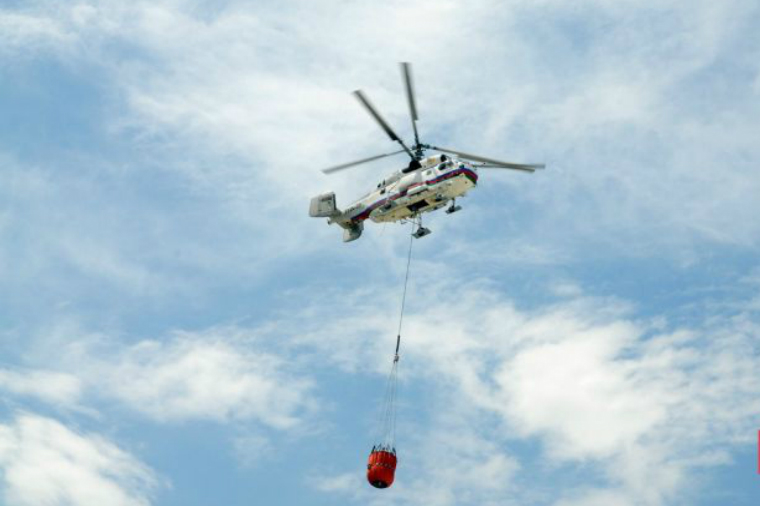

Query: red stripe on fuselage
(351, 168), (478, 222)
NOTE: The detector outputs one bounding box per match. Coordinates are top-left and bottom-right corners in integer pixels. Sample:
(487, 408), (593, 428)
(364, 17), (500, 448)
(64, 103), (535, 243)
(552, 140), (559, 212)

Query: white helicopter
(309, 63), (545, 242)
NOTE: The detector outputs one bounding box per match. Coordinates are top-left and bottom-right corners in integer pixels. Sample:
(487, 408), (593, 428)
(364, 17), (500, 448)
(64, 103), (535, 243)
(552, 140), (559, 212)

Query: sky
(1, 0), (760, 505)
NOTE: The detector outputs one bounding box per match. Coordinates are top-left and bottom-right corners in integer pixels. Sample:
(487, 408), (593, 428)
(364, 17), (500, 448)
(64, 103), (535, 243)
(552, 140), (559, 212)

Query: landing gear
(412, 226), (431, 239)
(446, 199), (462, 214)
(410, 215), (431, 239)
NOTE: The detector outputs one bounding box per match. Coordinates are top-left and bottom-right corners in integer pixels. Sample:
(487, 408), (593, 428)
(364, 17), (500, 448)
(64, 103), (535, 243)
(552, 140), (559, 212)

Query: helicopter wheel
(446, 199), (462, 214)
(411, 215), (432, 239)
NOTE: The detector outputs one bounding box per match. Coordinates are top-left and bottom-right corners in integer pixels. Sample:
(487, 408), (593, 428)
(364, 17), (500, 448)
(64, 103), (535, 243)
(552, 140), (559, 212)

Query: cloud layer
(0, 414), (157, 506)
(294, 280), (760, 505)
(2, 1), (759, 505)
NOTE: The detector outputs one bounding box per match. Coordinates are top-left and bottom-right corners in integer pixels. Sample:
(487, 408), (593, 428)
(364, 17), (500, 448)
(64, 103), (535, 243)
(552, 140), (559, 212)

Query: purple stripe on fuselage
(351, 168), (478, 222)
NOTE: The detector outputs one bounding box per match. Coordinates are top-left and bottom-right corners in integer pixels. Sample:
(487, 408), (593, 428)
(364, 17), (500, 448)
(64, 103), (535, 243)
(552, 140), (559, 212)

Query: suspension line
(395, 221), (415, 360)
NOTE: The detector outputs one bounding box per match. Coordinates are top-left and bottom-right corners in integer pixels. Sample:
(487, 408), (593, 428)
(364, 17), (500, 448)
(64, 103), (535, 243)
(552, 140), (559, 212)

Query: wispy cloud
(63, 327), (316, 429)
(0, 368), (82, 407)
(0, 413), (158, 506)
(2, 1), (760, 504)
(292, 278), (759, 505)
(5, 0), (760, 261)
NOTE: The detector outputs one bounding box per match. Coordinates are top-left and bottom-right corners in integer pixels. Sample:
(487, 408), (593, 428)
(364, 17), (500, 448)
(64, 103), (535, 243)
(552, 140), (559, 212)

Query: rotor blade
(427, 145), (545, 172)
(353, 90), (415, 159)
(400, 62), (420, 147)
(476, 163), (543, 173)
(321, 149), (407, 174)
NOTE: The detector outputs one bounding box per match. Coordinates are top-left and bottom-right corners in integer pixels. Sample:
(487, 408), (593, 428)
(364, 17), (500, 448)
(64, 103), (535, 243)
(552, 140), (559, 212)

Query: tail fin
(310, 192), (363, 242)
(309, 192), (341, 218)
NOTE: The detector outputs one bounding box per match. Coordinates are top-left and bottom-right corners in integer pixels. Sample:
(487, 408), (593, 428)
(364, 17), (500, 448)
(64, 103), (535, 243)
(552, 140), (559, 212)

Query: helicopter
(309, 62), (545, 242)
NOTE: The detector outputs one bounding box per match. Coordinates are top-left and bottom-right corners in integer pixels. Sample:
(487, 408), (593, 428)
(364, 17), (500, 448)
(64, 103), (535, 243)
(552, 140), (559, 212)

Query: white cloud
(0, 10), (72, 55)
(0, 413), (157, 506)
(553, 489), (636, 506)
(0, 161), (181, 297)
(311, 471), (357, 494)
(66, 328), (316, 429)
(494, 322), (666, 460)
(396, 414), (521, 506)
(0, 368), (82, 407)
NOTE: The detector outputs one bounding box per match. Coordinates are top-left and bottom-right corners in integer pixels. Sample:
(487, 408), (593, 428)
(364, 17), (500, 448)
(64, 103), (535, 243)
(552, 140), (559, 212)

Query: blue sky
(1, 1), (760, 505)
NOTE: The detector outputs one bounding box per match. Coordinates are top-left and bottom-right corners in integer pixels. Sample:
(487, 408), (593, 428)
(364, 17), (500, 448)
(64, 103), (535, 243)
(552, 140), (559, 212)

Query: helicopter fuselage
(336, 155), (478, 226)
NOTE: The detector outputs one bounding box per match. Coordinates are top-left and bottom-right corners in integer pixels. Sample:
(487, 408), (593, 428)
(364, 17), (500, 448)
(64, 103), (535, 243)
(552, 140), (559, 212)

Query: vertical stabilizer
(309, 192), (340, 218)
(342, 222), (363, 242)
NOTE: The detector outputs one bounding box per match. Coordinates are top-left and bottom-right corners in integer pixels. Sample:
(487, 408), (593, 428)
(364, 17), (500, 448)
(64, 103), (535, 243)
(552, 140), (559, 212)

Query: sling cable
(367, 225), (415, 489)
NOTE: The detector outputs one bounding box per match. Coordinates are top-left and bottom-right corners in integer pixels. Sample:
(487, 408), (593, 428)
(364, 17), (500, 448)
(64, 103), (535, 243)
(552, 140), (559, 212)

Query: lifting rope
(368, 221), (417, 489)
(396, 221), (415, 358)
(374, 223), (415, 452)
